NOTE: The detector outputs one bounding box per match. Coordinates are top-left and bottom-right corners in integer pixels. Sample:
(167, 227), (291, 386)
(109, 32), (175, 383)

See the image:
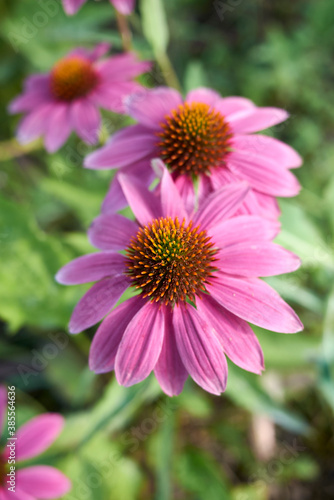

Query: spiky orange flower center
(50, 57), (98, 101)
(157, 102), (233, 176)
(125, 217), (218, 306)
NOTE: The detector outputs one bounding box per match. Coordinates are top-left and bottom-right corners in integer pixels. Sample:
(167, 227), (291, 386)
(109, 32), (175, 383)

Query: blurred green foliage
(1, 0), (334, 498)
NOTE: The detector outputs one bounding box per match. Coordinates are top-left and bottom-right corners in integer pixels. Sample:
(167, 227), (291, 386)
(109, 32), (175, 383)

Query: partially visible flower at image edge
(0, 386), (71, 499)
(56, 161), (303, 397)
(85, 87), (302, 218)
(62, 0), (135, 15)
(8, 43), (150, 152)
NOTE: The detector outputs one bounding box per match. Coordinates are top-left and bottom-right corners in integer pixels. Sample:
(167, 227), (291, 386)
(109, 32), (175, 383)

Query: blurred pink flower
(0, 387), (71, 499)
(85, 87), (302, 218)
(8, 43), (150, 152)
(62, 0), (135, 15)
(56, 161), (302, 396)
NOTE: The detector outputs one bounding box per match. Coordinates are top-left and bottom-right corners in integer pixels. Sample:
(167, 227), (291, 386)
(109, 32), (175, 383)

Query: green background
(0, 0), (334, 498)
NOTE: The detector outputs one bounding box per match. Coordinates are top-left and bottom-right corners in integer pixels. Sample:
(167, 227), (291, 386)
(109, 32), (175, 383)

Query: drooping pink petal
(232, 135), (302, 169)
(125, 87), (182, 129)
(62, 0), (86, 15)
(69, 276), (129, 334)
(255, 191), (281, 219)
(24, 74), (50, 92)
(111, 0), (135, 15)
(16, 103), (55, 145)
(89, 295), (145, 373)
(173, 303), (228, 395)
(152, 159), (187, 220)
(193, 182), (250, 229)
(91, 81), (144, 113)
(2, 489), (34, 500)
(115, 301), (165, 386)
(88, 213), (137, 250)
(215, 96), (255, 117)
(44, 102), (72, 152)
(228, 107), (289, 134)
(70, 99), (100, 144)
(186, 87), (221, 107)
(118, 174), (162, 226)
(0, 386), (7, 436)
(197, 295), (264, 374)
(84, 125), (156, 169)
(207, 273), (303, 333)
(16, 466), (71, 499)
(228, 150), (301, 197)
(173, 174), (196, 215)
(211, 215), (280, 247)
(218, 242), (301, 277)
(14, 414), (64, 462)
(154, 307), (188, 396)
(96, 53), (151, 81)
(102, 161), (155, 214)
(8, 89), (51, 114)
(56, 252), (126, 285)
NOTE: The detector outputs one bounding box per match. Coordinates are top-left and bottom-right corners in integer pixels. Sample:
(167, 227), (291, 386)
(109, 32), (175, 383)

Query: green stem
(116, 11), (132, 51)
(155, 50), (182, 92)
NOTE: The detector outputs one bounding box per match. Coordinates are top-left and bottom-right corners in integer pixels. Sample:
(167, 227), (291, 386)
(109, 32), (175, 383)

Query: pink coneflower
(56, 161), (302, 396)
(62, 0), (135, 15)
(85, 87), (302, 218)
(0, 387), (71, 499)
(8, 43), (150, 152)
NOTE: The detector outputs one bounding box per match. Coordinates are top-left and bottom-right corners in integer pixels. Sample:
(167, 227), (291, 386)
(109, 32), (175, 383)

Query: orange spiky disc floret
(157, 102), (233, 176)
(50, 57), (98, 101)
(125, 217), (218, 306)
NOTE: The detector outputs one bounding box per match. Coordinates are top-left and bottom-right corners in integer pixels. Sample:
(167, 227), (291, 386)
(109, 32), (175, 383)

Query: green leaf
(140, 0), (169, 55)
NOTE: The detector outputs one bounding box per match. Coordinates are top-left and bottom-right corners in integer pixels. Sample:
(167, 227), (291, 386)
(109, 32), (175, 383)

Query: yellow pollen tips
(50, 57), (98, 101)
(125, 217), (218, 306)
(157, 102), (233, 176)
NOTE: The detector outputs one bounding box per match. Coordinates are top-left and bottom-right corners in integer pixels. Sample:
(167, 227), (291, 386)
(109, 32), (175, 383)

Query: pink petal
(152, 159), (187, 219)
(69, 276), (129, 334)
(218, 242), (301, 277)
(16, 103), (55, 145)
(24, 74), (50, 92)
(91, 81), (143, 113)
(84, 125), (156, 169)
(62, 0), (86, 15)
(118, 174), (162, 226)
(233, 135), (302, 169)
(88, 213), (138, 250)
(154, 307), (188, 396)
(56, 252), (126, 285)
(193, 182), (250, 229)
(111, 0), (135, 15)
(102, 161), (155, 214)
(228, 107), (289, 134)
(215, 96), (255, 117)
(70, 99), (100, 144)
(96, 52), (151, 81)
(0, 386), (7, 435)
(89, 42), (110, 61)
(228, 150), (301, 197)
(14, 414), (64, 462)
(89, 295), (145, 373)
(44, 102), (71, 152)
(8, 88), (50, 114)
(173, 174), (196, 215)
(17, 466), (71, 499)
(197, 295), (264, 374)
(173, 303), (228, 395)
(115, 301), (165, 386)
(125, 87), (182, 129)
(185, 87), (221, 107)
(211, 215), (280, 247)
(3, 489), (34, 500)
(207, 273), (303, 333)
(255, 191), (281, 218)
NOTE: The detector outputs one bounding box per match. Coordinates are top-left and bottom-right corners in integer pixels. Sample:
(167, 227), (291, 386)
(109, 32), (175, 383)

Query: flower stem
(116, 11), (132, 51)
(155, 50), (181, 92)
